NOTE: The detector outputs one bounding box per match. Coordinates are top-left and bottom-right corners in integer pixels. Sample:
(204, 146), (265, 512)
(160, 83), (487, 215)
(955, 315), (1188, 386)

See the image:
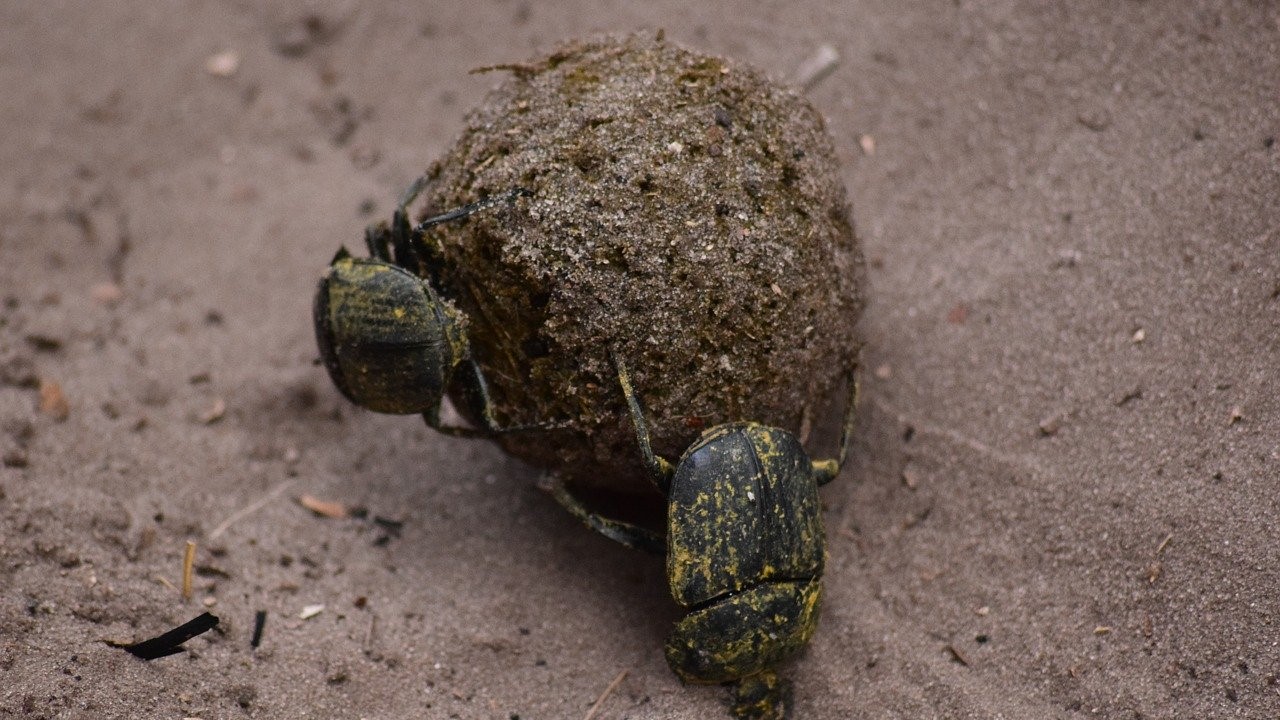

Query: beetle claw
(729, 671), (792, 720)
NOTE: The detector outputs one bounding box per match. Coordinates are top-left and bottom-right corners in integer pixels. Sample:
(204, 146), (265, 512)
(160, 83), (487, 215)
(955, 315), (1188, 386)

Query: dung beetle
(548, 356), (858, 717)
(313, 176), (535, 436)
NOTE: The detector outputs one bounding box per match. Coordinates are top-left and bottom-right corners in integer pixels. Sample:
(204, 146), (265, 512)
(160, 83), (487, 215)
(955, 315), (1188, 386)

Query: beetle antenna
(612, 354), (675, 494)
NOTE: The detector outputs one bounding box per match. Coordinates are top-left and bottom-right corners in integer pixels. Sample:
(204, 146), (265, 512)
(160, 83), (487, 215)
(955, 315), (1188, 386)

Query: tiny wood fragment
(111, 612), (220, 660)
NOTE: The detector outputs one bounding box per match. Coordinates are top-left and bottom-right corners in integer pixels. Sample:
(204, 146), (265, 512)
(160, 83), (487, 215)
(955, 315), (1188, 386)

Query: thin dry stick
(181, 541), (196, 600)
(208, 480), (295, 539)
(792, 44), (840, 92)
(582, 669), (628, 720)
(363, 614), (378, 656)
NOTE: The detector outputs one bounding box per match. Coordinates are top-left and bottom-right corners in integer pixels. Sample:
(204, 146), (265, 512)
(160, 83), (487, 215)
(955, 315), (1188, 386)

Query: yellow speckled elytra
(549, 356), (858, 718)
(313, 178), (543, 437)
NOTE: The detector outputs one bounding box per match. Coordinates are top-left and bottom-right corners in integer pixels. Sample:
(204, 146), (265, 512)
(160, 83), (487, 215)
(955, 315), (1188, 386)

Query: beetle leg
(412, 187), (533, 234)
(425, 359), (568, 437)
(404, 186), (533, 281)
(539, 475), (665, 555)
(390, 174), (433, 270)
(811, 371), (860, 485)
(363, 222), (393, 261)
(409, 187), (533, 270)
(613, 357), (676, 494)
(421, 404), (491, 439)
(728, 670), (791, 720)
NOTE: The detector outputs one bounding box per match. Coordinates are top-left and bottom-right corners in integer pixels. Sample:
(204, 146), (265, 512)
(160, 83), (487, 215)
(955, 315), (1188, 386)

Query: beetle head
(313, 249), (467, 414)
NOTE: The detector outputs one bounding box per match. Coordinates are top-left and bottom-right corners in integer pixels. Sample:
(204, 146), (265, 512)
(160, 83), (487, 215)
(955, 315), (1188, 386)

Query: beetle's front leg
(390, 174), (433, 268)
(538, 475), (665, 555)
(363, 222), (393, 262)
(613, 356), (676, 494)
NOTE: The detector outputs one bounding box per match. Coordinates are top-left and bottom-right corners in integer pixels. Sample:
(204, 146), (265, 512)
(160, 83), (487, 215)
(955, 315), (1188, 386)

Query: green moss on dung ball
(419, 33), (865, 491)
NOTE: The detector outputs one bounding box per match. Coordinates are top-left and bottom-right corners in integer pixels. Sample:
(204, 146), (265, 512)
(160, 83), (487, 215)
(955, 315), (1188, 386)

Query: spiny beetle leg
(425, 360), (569, 437)
(811, 370), (860, 486)
(389, 174), (433, 269)
(363, 222), (393, 261)
(539, 475), (665, 555)
(612, 355), (676, 494)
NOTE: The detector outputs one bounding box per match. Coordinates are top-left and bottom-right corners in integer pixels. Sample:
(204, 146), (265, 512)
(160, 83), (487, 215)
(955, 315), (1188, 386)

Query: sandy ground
(2, 2), (1278, 718)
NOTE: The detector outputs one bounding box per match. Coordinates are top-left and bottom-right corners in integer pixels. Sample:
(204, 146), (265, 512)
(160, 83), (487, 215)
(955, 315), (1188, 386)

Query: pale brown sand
(2, 2), (1277, 718)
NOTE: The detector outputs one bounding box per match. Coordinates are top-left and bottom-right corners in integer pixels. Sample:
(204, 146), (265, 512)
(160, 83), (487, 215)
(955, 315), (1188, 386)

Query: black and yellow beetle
(549, 357), (858, 717)
(312, 176), (533, 436)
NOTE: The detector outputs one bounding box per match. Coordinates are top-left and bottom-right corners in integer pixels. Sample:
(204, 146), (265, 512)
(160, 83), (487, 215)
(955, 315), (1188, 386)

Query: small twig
(868, 396), (1042, 476)
(791, 44), (840, 92)
(112, 612), (220, 660)
(250, 610), (267, 648)
(582, 669), (628, 720)
(945, 644), (970, 666)
(363, 614), (378, 657)
(181, 541), (196, 600)
(208, 480), (295, 539)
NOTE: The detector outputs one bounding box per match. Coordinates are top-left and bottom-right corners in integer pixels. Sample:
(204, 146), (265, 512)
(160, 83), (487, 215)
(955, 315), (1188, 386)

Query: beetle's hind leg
(538, 475), (665, 555)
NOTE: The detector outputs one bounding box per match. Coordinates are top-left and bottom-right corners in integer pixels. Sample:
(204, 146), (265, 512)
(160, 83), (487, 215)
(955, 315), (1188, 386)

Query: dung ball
(419, 33), (865, 493)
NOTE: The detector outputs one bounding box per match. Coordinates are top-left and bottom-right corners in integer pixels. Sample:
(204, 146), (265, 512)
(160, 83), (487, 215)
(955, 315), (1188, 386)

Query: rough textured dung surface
(419, 34), (865, 489)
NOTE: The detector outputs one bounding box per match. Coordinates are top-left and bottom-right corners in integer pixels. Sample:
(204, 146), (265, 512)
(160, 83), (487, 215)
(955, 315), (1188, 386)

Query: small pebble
(199, 398), (226, 424)
(3, 449), (29, 468)
(90, 282), (123, 306)
(1037, 414), (1063, 437)
(206, 50), (241, 78)
(38, 379), (70, 421)
(1077, 107), (1111, 132)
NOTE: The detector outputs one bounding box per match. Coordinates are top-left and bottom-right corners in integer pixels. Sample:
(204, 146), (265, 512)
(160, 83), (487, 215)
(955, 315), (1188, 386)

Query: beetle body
(312, 182), (541, 436)
(664, 423), (825, 683)
(314, 251), (467, 415)
(546, 358), (858, 717)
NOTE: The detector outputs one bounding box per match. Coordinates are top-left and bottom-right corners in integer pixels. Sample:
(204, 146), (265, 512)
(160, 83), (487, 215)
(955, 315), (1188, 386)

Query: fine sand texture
(2, 2), (1277, 718)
